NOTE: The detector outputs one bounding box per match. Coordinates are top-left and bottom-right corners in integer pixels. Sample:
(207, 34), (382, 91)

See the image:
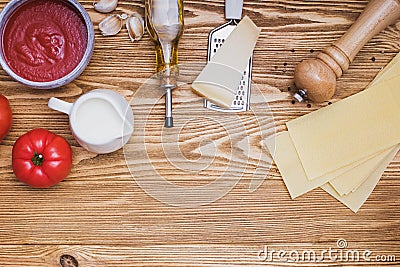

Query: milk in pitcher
(74, 98), (129, 143)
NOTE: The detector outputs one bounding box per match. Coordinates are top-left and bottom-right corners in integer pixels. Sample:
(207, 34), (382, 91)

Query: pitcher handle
(48, 97), (73, 115)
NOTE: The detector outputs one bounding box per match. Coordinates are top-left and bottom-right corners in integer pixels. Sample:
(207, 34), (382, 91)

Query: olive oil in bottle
(145, 0), (184, 72)
(145, 0), (184, 128)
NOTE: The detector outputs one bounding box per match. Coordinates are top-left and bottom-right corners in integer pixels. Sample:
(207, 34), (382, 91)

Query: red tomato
(12, 128), (72, 188)
(0, 94), (12, 141)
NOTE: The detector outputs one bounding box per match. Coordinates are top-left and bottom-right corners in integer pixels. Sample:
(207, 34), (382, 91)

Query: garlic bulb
(99, 14), (127, 36)
(94, 0), (118, 13)
(126, 12), (144, 42)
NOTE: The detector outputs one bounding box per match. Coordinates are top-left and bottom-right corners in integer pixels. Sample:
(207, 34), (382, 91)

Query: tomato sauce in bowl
(0, 0), (94, 89)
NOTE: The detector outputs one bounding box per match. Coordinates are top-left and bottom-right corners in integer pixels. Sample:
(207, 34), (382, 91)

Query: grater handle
(225, 0), (243, 20)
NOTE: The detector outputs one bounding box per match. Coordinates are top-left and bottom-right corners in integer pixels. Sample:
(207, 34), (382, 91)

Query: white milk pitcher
(48, 89), (134, 154)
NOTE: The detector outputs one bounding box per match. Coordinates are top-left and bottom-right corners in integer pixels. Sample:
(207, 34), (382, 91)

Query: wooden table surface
(0, 0), (399, 266)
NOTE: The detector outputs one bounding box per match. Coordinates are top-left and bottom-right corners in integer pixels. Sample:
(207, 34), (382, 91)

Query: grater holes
(211, 37), (227, 56)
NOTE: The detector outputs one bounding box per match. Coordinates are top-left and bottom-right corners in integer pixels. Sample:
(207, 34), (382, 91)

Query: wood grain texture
(0, 0), (399, 266)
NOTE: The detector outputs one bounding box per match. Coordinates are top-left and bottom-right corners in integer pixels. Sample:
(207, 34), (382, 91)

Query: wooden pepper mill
(294, 0), (400, 102)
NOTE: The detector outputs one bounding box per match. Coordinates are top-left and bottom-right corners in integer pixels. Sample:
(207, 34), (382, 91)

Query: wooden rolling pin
(294, 0), (400, 102)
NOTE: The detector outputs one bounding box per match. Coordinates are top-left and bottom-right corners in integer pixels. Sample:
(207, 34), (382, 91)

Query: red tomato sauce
(2, 0), (88, 82)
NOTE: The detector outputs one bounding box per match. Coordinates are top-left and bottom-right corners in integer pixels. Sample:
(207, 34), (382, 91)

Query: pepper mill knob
(294, 59), (336, 102)
(294, 0), (400, 102)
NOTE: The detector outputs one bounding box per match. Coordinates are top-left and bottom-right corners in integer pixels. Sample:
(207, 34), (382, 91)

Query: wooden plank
(0, 243), (398, 266)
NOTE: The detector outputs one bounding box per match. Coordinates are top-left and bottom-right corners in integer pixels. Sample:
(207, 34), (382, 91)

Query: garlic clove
(94, 0), (118, 13)
(99, 14), (124, 36)
(126, 12), (144, 42)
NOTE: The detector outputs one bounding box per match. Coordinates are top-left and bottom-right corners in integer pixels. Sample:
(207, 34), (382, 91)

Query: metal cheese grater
(204, 0), (252, 112)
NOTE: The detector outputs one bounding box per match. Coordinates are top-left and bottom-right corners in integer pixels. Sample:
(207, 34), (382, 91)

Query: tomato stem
(32, 152), (44, 166)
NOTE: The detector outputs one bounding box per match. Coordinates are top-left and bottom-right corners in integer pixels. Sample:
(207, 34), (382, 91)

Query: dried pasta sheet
(327, 52), (400, 195)
(286, 75), (400, 180)
(328, 146), (394, 196)
(264, 132), (393, 199)
(265, 132), (335, 198)
(321, 145), (399, 212)
(264, 53), (400, 211)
